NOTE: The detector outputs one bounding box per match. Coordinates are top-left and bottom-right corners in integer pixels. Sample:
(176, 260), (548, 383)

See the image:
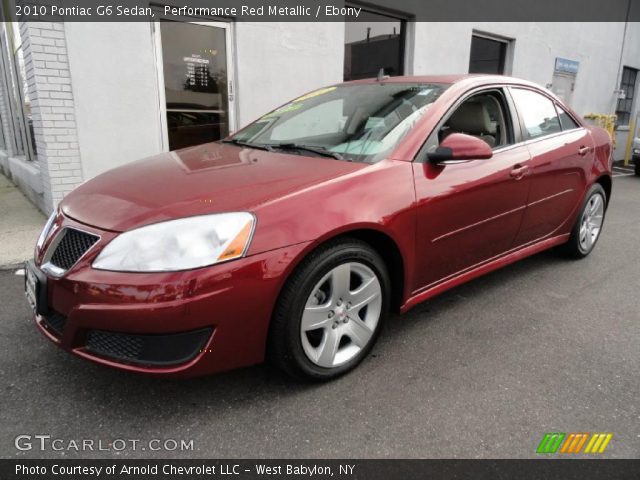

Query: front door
(413, 88), (530, 293)
(412, 146), (531, 291)
(157, 20), (235, 151)
(411, 89), (531, 292)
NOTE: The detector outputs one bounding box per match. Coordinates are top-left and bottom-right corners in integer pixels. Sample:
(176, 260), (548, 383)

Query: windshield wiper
(270, 143), (344, 160)
(221, 139), (274, 151)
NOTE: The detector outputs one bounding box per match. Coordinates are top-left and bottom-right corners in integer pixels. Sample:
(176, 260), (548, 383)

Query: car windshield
(228, 82), (449, 163)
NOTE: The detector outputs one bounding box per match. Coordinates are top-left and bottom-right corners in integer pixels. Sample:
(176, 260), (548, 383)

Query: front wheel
(561, 183), (607, 258)
(268, 239), (390, 381)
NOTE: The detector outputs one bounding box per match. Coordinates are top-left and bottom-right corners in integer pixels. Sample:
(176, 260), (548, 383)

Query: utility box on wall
(551, 57), (580, 106)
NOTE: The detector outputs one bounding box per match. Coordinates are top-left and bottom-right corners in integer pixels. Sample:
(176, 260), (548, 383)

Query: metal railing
(583, 113), (617, 148)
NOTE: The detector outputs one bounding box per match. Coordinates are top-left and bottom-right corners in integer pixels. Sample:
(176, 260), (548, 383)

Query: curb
(0, 263), (25, 271)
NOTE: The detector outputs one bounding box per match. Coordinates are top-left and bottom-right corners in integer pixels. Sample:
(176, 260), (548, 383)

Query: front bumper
(32, 215), (309, 377)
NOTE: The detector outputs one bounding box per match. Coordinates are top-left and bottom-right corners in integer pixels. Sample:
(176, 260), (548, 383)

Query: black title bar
(2, 459), (640, 480)
(7, 0), (640, 22)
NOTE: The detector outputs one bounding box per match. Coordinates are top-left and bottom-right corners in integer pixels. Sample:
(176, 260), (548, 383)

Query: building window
(0, 17), (37, 160)
(0, 105), (5, 150)
(616, 66), (638, 126)
(469, 35), (508, 74)
(344, 9), (404, 81)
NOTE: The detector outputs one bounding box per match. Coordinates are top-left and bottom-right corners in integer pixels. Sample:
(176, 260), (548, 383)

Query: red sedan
(26, 75), (613, 381)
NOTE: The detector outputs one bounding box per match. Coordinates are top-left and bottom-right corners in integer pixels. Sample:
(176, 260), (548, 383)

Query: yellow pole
(623, 118), (636, 167)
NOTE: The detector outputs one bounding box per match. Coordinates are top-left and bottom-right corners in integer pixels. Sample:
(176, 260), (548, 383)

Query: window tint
(556, 105), (580, 130)
(511, 88), (561, 139)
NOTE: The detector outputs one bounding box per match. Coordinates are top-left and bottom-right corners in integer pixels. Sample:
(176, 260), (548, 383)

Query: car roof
(342, 74), (543, 89)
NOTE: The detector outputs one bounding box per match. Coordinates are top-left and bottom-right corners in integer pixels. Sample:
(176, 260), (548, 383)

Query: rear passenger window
(556, 105), (580, 130)
(511, 88), (561, 139)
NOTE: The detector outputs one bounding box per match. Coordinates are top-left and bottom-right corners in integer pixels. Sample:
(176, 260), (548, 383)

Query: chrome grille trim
(41, 227), (101, 277)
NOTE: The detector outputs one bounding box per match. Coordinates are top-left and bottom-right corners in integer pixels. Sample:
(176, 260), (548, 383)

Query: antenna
(376, 68), (389, 82)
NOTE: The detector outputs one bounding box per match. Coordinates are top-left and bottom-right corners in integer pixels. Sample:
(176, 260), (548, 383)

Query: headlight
(93, 213), (255, 272)
(36, 211), (57, 250)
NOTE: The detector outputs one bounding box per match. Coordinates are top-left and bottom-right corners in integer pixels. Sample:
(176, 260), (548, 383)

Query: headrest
(447, 102), (492, 134)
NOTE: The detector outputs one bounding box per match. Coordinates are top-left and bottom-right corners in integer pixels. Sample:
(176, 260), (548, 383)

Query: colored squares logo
(537, 433), (612, 454)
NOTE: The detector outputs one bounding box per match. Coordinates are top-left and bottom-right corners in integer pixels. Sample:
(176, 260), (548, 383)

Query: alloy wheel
(300, 262), (382, 368)
(579, 192), (605, 252)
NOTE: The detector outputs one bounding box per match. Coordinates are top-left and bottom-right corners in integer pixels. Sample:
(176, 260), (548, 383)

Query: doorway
(155, 20), (235, 151)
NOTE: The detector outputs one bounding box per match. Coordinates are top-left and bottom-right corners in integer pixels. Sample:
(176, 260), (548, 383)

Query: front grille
(86, 330), (144, 360)
(49, 228), (99, 271)
(42, 311), (67, 337)
(85, 328), (213, 367)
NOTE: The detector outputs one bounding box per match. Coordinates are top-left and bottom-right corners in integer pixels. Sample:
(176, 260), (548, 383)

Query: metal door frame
(152, 17), (236, 152)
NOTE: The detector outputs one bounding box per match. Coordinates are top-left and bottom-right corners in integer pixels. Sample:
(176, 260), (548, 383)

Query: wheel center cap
(336, 306), (347, 321)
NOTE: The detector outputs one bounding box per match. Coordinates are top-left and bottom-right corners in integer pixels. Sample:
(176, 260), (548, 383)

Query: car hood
(60, 142), (366, 232)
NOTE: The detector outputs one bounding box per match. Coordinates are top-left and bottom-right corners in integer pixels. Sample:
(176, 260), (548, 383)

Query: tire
(561, 183), (607, 258)
(268, 238), (390, 381)
(634, 160), (640, 176)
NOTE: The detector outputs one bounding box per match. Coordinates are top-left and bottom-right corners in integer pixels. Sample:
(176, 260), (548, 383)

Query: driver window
(438, 91), (512, 149)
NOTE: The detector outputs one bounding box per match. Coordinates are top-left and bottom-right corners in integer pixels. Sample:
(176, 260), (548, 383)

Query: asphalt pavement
(1, 176), (639, 459)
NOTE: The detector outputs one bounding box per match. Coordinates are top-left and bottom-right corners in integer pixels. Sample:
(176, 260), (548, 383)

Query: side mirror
(427, 133), (493, 163)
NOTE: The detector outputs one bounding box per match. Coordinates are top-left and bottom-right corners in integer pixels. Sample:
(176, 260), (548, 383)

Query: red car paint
(34, 75), (612, 377)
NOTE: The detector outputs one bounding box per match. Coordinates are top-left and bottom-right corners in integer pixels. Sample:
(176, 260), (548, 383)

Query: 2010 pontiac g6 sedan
(26, 75), (613, 381)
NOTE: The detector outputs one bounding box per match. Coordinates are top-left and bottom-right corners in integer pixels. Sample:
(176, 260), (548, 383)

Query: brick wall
(20, 21), (82, 213)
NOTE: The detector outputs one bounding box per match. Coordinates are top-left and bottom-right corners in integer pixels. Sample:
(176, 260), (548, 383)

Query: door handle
(578, 145), (590, 156)
(510, 164), (529, 179)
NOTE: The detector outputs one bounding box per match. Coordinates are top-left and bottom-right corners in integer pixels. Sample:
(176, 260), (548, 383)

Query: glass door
(158, 20), (234, 151)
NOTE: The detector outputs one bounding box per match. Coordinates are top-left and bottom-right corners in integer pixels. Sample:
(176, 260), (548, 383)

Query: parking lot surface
(1, 176), (638, 459)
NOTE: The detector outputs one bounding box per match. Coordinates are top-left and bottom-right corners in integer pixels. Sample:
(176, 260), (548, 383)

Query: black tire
(634, 160), (640, 176)
(560, 183), (607, 259)
(267, 238), (390, 381)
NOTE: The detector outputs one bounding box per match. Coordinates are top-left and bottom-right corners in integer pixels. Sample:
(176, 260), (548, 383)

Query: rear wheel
(268, 239), (389, 381)
(561, 183), (607, 258)
(634, 160), (640, 176)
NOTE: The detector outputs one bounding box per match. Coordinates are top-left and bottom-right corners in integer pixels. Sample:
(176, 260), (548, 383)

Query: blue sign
(555, 57), (580, 75)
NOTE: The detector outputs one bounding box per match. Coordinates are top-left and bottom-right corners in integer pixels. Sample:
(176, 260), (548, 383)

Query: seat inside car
(443, 101), (497, 147)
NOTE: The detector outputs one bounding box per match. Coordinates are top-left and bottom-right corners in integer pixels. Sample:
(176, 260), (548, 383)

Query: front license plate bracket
(24, 260), (49, 316)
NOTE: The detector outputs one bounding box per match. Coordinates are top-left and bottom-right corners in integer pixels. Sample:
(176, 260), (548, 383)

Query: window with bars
(616, 66), (638, 126)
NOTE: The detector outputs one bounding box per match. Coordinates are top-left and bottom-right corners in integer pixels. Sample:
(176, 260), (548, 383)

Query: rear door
(509, 88), (591, 246)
